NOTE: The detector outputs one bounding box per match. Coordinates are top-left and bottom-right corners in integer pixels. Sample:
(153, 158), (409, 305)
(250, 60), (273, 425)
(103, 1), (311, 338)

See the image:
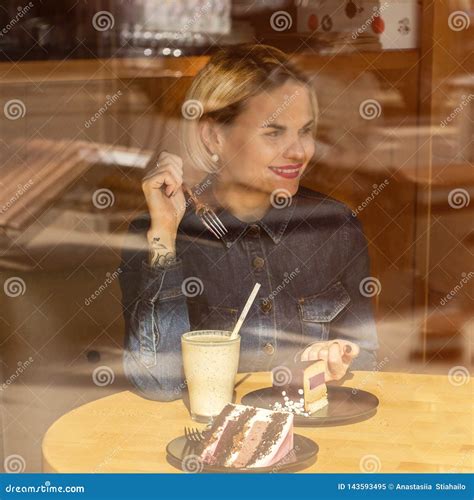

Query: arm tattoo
(151, 237), (167, 251)
(149, 237), (177, 267)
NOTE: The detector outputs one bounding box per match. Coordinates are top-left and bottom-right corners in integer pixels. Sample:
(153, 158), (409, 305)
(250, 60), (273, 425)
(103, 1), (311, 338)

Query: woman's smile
(268, 163), (304, 179)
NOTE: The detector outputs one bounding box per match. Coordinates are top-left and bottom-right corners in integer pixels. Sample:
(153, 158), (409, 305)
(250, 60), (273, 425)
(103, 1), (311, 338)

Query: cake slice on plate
(200, 403), (293, 468)
(272, 359), (328, 415)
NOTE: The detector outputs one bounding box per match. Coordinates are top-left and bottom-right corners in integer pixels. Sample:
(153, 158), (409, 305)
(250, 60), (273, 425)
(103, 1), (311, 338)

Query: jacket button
(252, 256), (265, 269)
(260, 299), (273, 314)
(263, 342), (275, 356)
(248, 224), (260, 237)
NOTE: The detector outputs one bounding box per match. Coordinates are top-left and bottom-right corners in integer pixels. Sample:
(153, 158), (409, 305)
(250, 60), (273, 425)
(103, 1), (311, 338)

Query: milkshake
(181, 330), (241, 423)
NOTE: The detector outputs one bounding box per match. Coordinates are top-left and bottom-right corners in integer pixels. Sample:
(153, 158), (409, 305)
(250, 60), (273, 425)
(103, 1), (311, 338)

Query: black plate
(241, 386), (379, 427)
(166, 434), (318, 473)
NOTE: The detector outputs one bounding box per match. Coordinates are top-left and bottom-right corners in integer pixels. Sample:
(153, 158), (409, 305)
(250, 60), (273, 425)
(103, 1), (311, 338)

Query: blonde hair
(181, 44), (319, 173)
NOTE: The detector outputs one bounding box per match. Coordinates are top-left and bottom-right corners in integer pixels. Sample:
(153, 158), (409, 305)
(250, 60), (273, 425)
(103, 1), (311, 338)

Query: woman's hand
(142, 151), (187, 266)
(300, 340), (360, 382)
(142, 151), (186, 235)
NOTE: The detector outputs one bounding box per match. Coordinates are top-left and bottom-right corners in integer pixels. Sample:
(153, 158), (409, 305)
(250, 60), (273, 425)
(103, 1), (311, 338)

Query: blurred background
(0, 0), (472, 472)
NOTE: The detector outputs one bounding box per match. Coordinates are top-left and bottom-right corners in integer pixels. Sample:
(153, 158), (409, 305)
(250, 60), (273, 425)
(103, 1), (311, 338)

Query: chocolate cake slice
(200, 403), (293, 468)
(272, 359), (328, 415)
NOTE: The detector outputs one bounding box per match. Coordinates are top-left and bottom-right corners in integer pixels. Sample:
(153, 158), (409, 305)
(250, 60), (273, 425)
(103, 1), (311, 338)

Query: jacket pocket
(297, 281), (351, 341)
(188, 299), (238, 332)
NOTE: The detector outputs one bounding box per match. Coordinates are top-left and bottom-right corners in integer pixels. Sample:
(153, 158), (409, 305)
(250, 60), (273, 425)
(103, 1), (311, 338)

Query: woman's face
(217, 81), (316, 197)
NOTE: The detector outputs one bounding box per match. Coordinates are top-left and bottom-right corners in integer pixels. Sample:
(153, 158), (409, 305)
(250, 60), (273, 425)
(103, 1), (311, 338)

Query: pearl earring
(211, 153), (219, 163)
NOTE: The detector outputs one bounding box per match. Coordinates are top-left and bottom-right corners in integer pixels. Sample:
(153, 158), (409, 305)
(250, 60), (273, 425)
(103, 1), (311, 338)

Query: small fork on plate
(182, 184), (228, 240)
(184, 426), (207, 443)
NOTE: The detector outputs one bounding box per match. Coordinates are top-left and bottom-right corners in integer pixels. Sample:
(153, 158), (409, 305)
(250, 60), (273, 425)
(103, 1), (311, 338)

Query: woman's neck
(212, 181), (271, 223)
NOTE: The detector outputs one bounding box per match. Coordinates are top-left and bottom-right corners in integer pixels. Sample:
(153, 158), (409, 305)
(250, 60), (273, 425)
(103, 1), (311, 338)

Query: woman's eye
(265, 131), (281, 138)
(300, 128), (313, 136)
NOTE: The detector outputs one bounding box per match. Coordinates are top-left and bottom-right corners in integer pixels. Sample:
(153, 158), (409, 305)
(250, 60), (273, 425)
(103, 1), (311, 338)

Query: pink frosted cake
(200, 403), (294, 468)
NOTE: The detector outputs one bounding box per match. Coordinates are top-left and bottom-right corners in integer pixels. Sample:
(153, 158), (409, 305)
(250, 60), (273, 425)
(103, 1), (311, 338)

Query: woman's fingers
(329, 342), (342, 362)
(143, 171), (175, 195)
(327, 342), (344, 375)
(317, 347), (329, 362)
(159, 164), (182, 196)
(158, 151), (183, 173)
(325, 339), (360, 364)
(339, 340), (360, 364)
(156, 153), (184, 193)
(301, 340), (360, 380)
(143, 164), (183, 198)
(301, 343), (324, 362)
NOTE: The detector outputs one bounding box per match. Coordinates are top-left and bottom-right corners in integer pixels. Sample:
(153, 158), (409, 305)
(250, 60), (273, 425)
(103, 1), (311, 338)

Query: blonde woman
(120, 44), (379, 401)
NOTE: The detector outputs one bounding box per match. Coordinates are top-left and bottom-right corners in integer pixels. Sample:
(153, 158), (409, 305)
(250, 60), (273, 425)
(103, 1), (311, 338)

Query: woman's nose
(282, 137), (306, 161)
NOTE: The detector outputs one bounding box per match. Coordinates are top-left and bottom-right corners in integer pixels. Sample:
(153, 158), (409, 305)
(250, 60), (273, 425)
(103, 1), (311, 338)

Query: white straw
(230, 283), (261, 339)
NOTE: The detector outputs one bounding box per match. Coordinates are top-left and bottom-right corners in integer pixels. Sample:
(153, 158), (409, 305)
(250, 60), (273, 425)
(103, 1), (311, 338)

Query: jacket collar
(198, 176), (296, 248)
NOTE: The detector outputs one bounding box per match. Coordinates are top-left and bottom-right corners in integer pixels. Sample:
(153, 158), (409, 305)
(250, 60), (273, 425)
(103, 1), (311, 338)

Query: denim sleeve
(119, 218), (190, 401)
(330, 212), (380, 371)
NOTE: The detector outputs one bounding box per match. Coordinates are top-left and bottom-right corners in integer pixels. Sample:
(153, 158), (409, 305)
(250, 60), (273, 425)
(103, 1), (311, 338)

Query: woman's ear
(199, 119), (225, 157)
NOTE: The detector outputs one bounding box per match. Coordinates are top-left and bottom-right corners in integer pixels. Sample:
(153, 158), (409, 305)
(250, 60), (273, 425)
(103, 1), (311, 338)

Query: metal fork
(182, 184), (228, 240)
(184, 426), (207, 443)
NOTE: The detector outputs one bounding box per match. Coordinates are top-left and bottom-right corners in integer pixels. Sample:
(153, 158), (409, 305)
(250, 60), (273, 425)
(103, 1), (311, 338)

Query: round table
(42, 370), (474, 473)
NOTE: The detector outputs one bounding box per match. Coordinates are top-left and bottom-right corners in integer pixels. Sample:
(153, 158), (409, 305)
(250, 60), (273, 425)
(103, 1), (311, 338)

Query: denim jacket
(119, 184), (379, 401)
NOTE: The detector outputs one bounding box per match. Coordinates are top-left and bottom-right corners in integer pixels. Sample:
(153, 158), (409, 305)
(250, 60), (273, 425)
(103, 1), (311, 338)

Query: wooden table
(42, 371), (473, 473)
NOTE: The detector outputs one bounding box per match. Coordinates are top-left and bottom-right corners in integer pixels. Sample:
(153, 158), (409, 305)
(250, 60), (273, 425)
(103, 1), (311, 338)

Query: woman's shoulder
(296, 185), (354, 219)
(295, 185), (366, 240)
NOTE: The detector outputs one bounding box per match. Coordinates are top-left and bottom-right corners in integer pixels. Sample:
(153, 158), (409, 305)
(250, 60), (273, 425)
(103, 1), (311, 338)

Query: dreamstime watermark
(0, 179), (34, 215)
(261, 90), (300, 128)
(94, 445), (123, 472)
(178, 1), (211, 35)
(270, 188), (293, 209)
(440, 272), (473, 306)
(448, 11), (470, 31)
(90, 408), (158, 418)
(85, 268), (122, 306)
(92, 366), (115, 387)
(448, 366), (470, 386)
(92, 188), (115, 209)
(440, 94), (473, 127)
(4, 454), (26, 473)
(0, 2), (34, 38)
(5, 482), (84, 493)
(271, 366), (292, 387)
(0, 357), (34, 391)
(181, 99), (204, 120)
(359, 99), (382, 120)
(92, 10), (115, 31)
(359, 277), (381, 297)
(360, 454), (381, 472)
(178, 178), (212, 215)
(352, 356), (389, 395)
(84, 90), (122, 128)
(173, 378), (188, 396)
(352, 180), (389, 216)
(262, 267), (300, 306)
(352, 3), (389, 39)
(270, 11), (293, 31)
(181, 277), (204, 297)
(181, 453), (204, 473)
(270, 444), (300, 473)
(448, 188), (470, 209)
(3, 277), (26, 298)
(4, 99), (26, 120)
